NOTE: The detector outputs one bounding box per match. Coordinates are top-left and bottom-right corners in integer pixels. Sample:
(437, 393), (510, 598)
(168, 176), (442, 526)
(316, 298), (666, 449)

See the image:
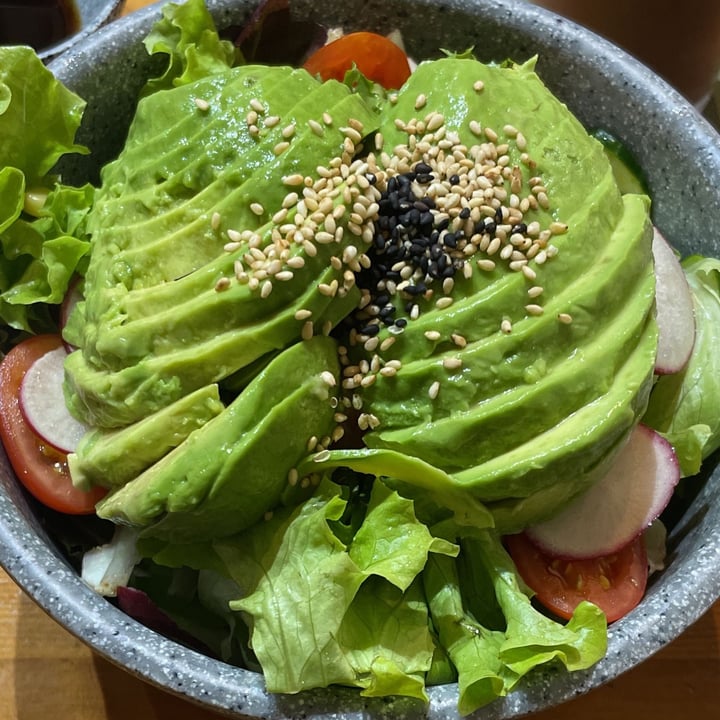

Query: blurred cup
(533, 0), (720, 108)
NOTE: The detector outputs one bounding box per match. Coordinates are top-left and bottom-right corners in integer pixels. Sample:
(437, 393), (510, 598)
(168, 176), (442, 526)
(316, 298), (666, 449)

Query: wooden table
(2, 1), (720, 718)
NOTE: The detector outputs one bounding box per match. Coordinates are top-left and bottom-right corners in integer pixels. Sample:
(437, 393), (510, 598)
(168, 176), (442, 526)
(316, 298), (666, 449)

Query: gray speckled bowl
(2, 0), (720, 718)
(37, 0), (124, 61)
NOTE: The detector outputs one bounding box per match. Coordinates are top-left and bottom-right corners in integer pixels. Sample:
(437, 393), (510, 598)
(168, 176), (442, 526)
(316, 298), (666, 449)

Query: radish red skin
(525, 424), (679, 560)
(652, 226), (696, 375)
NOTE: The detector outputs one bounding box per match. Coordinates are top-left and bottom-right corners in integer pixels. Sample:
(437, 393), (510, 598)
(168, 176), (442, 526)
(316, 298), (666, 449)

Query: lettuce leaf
(643, 255), (720, 475)
(0, 47), (87, 185)
(142, 0), (238, 95)
(226, 478), (456, 697)
(424, 529), (606, 715)
(0, 46), (91, 332)
(229, 484), (365, 692)
(0, 183), (92, 331)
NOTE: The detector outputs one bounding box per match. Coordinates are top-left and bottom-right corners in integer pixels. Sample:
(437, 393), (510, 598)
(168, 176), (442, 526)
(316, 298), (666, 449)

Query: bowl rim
(3, 0), (720, 718)
(37, 0), (125, 61)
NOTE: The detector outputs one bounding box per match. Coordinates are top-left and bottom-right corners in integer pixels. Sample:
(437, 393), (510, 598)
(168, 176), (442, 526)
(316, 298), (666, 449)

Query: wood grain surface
(2, 1), (720, 719)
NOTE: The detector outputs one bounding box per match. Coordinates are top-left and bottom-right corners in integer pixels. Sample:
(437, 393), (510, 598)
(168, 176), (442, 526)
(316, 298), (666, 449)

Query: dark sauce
(0, 0), (81, 52)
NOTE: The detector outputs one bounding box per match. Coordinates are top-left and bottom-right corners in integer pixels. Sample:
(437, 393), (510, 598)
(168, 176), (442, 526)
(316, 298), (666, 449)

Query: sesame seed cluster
(209, 75), (573, 468)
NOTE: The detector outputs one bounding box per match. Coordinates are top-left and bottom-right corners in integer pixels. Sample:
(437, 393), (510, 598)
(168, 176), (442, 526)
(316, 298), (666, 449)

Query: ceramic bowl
(35, 0), (124, 61)
(2, 0), (720, 718)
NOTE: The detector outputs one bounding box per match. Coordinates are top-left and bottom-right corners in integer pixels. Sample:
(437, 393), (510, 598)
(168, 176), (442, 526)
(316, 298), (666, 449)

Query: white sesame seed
(295, 308), (312, 320)
(250, 202), (264, 216)
(273, 141), (290, 155)
(424, 330), (441, 341)
(301, 320), (314, 340)
(320, 370), (336, 387)
(264, 115), (281, 128)
(194, 97), (210, 111)
(287, 256), (305, 269)
(275, 270), (294, 282)
(473, 79), (485, 92)
(522, 265), (537, 281)
(250, 98), (265, 114)
(558, 312), (573, 324)
(501, 318), (513, 334)
(428, 381), (440, 400)
(283, 173), (304, 187)
(214, 276), (231, 291)
(308, 119), (324, 136)
(443, 357), (463, 370)
(527, 285), (544, 298)
(525, 303), (544, 316)
(211, 211), (221, 230)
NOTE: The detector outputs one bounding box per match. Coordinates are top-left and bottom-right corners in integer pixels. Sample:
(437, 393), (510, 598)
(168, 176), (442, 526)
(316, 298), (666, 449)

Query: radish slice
(525, 424), (679, 560)
(653, 226), (695, 374)
(19, 345), (89, 454)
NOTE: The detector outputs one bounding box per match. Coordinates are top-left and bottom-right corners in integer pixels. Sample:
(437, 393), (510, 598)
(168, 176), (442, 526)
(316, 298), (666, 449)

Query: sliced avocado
(383, 313), (657, 525)
(64, 64), (380, 427)
(368, 262), (655, 471)
(95, 336), (340, 541)
(361, 193), (652, 429)
(591, 128), (650, 196)
(344, 58), (656, 524)
(64, 260), (358, 427)
(67, 383), (224, 490)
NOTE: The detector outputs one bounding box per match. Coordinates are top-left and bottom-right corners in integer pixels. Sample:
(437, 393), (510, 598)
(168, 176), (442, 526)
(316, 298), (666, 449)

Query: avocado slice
(337, 58), (656, 526)
(95, 335), (340, 542)
(64, 64), (380, 427)
(67, 383), (224, 490)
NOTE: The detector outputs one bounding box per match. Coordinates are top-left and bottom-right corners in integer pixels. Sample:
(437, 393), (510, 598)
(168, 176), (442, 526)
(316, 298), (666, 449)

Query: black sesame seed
(360, 323), (380, 336)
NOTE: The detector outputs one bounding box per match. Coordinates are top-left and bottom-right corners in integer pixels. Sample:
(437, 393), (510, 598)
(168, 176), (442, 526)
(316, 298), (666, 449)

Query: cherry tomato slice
(0, 334), (106, 514)
(504, 531), (649, 623)
(303, 32), (412, 89)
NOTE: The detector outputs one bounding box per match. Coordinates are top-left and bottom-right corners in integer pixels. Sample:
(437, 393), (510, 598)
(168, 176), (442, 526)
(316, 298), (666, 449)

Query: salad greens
(644, 255), (720, 475)
(0, 46), (91, 333)
(2, 0), (720, 715)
